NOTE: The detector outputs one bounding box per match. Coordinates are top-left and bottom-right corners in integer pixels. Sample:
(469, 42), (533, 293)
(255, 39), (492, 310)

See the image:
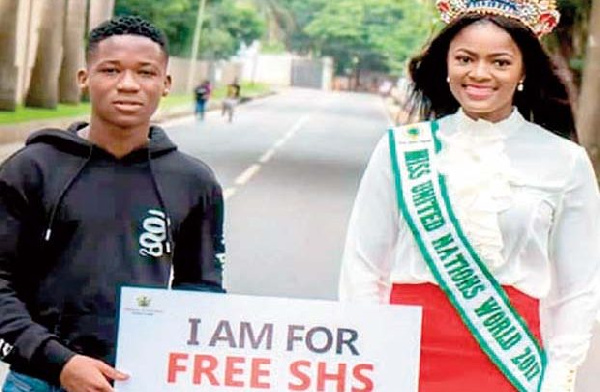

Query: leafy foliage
(540, 0), (593, 104)
(245, 0), (295, 43)
(115, 0), (264, 58)
(284, 0), (438, 74)
(202, 0), (265, 58)
(549, 0), (593, 69)
(114, 0), (439, 74)
(115, 0), (197, 56)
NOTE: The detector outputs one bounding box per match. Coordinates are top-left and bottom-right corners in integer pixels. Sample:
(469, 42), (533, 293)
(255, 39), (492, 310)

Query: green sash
(388, 122), (545, 392)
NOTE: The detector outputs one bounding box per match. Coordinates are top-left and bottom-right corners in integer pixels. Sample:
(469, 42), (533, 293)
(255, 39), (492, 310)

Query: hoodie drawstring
(147, 149), (174, 255)
(44, 142), (174, 257)
(45, 146), (94, 241)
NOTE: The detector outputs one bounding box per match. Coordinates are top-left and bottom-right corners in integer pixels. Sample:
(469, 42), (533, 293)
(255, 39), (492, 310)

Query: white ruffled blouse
(339, 109), (600, 372)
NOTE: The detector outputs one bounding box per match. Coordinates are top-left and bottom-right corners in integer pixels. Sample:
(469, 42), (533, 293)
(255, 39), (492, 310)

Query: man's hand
(59, 354), (129, 392)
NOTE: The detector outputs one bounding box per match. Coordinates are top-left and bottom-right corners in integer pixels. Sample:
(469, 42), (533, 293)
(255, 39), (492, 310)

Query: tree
(26, 0), (66, 109)
(115, 0), (198, 56)
(278, 0), (325, 55)
(115, 0), (264, 59)
(201, 0), (265, 59)
(60, 0), (87, 104)
(303, 0), (436, 75)
(545, 0), (593, 113)
(0, 0), (20, 111)
(245, 0), (294, 46)
(89, 0), (116, 29)
(577, 0), (600, 179)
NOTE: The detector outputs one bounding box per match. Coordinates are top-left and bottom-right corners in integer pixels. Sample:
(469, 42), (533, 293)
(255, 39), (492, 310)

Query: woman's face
(447, 21), (524, 122)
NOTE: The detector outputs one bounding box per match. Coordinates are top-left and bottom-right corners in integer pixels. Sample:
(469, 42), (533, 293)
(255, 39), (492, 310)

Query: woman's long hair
(408, 13), (575, 140)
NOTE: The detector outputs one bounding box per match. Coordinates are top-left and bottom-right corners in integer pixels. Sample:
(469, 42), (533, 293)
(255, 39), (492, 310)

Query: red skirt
(390, 283), (542, 392)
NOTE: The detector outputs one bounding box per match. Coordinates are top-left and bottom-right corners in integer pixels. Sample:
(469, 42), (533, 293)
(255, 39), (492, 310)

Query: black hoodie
(0, 123), (225, 385)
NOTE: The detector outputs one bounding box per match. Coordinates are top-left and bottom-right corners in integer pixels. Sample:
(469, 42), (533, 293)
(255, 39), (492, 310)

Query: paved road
(0, 88), (390, 384)
(1, 88), (599, 390)
(165, 88), (389, 299)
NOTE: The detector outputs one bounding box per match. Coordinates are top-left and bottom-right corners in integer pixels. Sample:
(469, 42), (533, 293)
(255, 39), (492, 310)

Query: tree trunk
(551, 56), (578, 115)
(88, 0), (114, 30)
(577, 0), (600, 180)
(25, 0), (66, 109)
(59, 0), (87, 104)
(0, 0), (20, 111)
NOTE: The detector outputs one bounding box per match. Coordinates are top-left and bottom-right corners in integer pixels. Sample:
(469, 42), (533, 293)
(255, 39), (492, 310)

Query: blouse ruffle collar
(436, 109), (526, 270)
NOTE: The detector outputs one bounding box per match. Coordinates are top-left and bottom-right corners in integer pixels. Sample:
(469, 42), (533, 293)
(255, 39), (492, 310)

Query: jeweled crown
(436, 0), (560, 37)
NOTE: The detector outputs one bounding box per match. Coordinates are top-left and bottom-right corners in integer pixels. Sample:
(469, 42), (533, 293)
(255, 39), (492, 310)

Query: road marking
(259, 148), (277, 164)
(273, 139), (286, 149)
(280, 132), (295, 143)
(234, 164), (262, 186)
(290, 114), (309, 133)
(223, 187), (237, 200)
(225, 114), (312, 199)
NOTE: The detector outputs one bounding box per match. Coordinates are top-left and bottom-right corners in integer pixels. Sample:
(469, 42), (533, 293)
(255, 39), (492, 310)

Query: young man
(0, 16), (225, 392)
(194, 80), (211, 121)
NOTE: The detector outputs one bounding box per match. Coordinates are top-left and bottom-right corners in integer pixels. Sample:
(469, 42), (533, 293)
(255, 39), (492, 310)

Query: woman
(338, 1), (600, 392)
(222, 78), (241, 123)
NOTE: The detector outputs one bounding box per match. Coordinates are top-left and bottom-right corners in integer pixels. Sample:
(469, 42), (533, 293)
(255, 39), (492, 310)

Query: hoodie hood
(25, 122), (178, 250)
(25, 122), (178, 160)
(0, 119), (224, 383)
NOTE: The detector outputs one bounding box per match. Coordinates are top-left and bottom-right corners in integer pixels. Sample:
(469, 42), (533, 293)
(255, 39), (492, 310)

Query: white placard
(115, 287), (421, 392)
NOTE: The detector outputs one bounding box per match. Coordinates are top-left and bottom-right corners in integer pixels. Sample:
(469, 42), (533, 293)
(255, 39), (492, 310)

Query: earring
(446, 77), (450, 83)
(517, 81), (524, 92)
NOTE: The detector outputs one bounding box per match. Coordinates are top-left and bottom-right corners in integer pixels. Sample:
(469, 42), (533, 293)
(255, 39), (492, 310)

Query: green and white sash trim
(388, 122), (546, 392)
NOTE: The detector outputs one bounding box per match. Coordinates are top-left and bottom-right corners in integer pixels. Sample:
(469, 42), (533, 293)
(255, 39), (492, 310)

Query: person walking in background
(0, 16), (225, 392)
(339, 1), (600, 392)
(222, 78), (241, 123)
(194, 79), (211, 121)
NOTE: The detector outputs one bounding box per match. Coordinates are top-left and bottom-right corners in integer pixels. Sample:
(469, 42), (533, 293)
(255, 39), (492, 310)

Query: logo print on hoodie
(0, 338), (14, 359)
(139, 209), (167, 257)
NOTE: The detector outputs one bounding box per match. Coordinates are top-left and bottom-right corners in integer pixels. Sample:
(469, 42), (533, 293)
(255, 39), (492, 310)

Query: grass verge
(0, 83), (272, 125)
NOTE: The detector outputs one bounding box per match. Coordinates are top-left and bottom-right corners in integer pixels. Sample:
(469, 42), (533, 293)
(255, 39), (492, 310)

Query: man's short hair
(87, 15), (169, 60)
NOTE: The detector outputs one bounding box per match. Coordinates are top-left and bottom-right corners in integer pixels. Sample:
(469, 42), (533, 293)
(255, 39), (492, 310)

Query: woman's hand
(540, 361), (577, 392)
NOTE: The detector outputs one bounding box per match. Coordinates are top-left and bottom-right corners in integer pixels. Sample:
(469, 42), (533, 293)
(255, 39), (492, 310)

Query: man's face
(78, 34), (171, 131)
